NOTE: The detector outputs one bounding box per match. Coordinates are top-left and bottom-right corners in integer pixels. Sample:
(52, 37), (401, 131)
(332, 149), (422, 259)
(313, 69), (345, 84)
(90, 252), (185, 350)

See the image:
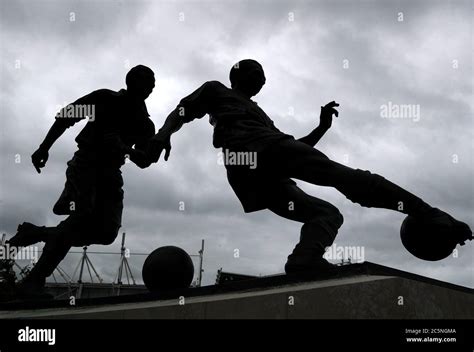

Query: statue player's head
(126, 65), (155, 100)
(229, 59), (266, 98)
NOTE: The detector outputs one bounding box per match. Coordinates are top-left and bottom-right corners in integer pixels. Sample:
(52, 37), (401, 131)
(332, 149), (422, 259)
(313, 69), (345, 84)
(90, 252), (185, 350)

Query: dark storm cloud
(0, 0), (472, 286)
(0, 0), (146, 45)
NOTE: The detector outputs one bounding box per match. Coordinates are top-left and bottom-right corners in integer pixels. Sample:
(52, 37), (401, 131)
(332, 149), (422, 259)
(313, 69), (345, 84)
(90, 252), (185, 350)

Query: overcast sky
(0, 0), (472, 288)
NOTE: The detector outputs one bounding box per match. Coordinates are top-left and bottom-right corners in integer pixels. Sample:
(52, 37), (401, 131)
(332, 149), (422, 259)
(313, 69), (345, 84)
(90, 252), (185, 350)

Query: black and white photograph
(0, 0), (472, 349)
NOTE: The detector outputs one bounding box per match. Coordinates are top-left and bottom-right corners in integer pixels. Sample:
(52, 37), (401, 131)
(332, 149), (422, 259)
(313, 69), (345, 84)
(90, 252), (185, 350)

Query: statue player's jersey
(55, 89), (155, 168)
(176, 80), (296, 213)
(176, 80), (294, 152)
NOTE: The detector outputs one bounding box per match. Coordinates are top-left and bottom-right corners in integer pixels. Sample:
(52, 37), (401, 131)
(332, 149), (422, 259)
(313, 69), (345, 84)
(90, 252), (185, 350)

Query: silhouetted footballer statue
(8, 65), (156, 297)
(147, 59), (472, 274)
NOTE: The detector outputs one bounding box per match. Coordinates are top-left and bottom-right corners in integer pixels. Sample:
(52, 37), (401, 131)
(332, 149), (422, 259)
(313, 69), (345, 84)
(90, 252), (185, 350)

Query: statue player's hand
(319, 101), (340, 130)
(31, 147), (49, 174)
(147, 134), (172, 163)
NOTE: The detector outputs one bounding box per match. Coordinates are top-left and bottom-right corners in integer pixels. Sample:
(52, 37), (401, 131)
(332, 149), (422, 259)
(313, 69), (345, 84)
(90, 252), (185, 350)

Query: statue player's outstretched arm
(147, 81), (215, 162)
(298, 101), (339, 148)
(32, 91), (97, 173)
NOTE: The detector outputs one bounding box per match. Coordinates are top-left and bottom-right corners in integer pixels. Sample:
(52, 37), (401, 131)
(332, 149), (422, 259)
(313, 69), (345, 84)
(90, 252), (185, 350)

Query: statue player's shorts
(52, 151), (124, 246)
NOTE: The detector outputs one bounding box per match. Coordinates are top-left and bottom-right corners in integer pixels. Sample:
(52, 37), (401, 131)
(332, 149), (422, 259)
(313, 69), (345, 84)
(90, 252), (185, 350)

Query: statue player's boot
(420, 208), (473, 245)
(15, 277), (53, 300)
(284, 254), (337, 274)
(8, 222), (48, 248)
(284, 216), (342, 274)
(284, 223), (339, 274)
